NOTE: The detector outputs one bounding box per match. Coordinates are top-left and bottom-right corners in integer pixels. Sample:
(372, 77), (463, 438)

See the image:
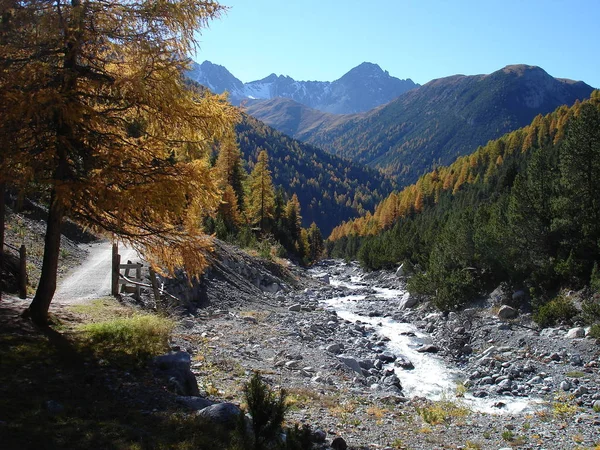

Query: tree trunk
(26, 189), (64, 325)
(0, 182), (5, 301)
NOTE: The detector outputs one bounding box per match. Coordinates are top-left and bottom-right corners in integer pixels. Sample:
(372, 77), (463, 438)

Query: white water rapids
(316, 267), (542, 415)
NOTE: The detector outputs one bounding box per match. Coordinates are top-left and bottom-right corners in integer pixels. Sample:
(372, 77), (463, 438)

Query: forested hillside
(235, 114), (396, 235)
(272, 65), (593, 186)
(328, 91), (600, 311)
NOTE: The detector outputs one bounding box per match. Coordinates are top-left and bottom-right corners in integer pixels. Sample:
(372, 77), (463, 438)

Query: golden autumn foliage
(329, 91), (600, 241)
(0, 0), (238, 323)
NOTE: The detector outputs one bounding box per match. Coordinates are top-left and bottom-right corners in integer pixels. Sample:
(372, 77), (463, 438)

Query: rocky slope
(188, 60), (418, 114)
(155, 256), (600, 449)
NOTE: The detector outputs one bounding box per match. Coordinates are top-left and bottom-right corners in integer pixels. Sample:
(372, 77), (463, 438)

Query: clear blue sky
(193, 0), (600, 88)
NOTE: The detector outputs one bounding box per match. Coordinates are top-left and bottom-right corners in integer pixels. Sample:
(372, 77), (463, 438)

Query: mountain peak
(500, 64), (548, 77)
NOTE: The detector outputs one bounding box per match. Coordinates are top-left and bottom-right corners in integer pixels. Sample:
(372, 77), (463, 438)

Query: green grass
(0, 302), (229, 450)
(416, 398), (470, 425)
(79, 313), (174, 367)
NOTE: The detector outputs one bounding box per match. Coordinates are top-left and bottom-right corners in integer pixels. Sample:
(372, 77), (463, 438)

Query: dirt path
(54, 241), (140, 304)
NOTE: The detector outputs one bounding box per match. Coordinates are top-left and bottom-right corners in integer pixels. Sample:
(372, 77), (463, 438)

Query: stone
(338, 355), (364, 376)
(394, 355), (414, 370)
(497, 305), (518, 320)
(560, 381), (571, 391)
(45, 400), (64, 416)
(315, 273), (330, 284)
(570, 354), (583, 366)
(312, 428), (327, 443)
(153, 351), (199, 396)
(573, 386), (588, 397)
(326, 343), (342, 354)
(395, 264), (405, 278)
(512, 290), (527, 304)
(416, 344), (439, 353)
(377, 351), (397, 363)
(566, 327), (586, 339)
(176, 396), (215, 411)
(197, 403), (241, 428)
(285, 360), (300, 369)
(331, 436), (348, 450)
(399, 293), (418, 310)
(288, 304), (302, 312)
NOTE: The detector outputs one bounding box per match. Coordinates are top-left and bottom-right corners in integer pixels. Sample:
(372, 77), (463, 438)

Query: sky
(192, 0), (600, 88)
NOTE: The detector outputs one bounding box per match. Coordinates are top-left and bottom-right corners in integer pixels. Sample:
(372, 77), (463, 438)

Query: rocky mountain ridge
(248, 64), (595, 186)
(187, 60), (418, 114)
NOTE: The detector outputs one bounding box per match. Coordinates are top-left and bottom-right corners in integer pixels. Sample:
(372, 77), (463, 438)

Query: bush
(79, 314), (173, 366)
(588, 323), (600, 339)
(533, 296), (578, 328)
(231, 372), (289, 450)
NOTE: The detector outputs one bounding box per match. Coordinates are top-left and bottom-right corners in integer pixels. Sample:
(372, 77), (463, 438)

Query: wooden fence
(110, 244), (176, 303)
(2, 242), (27, 299)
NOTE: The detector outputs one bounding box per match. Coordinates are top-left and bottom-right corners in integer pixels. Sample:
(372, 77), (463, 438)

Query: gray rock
(315, 273), (330, 284)
(560, 381), (571, 391)
(573, 386), (589, 397)
(153, 351), (199, 397)
(45, 400), (64, 416)
(331, 436), (348, 450)
(176, 396), (215, 411)
(416, 344), (439, 353)
(326, 343), (342, 354)
(197, 403), (241, 428)
(377, 351), (397, 363)
(497, 305), (518, 320)
(570, 354), (583, 366)
(512, 290), (527, 304)
(288, 304), (302, 312)
(338, 355), (364, 376)
(313, 428), (327, 443)
(395, 264), (405, 278)
(394, 355), (414, 370)
(399, 293), (418, 310)
(566, 327), (586, 339)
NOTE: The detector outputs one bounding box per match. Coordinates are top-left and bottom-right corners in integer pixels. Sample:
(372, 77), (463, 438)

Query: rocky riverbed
(163, 258), (600, 449)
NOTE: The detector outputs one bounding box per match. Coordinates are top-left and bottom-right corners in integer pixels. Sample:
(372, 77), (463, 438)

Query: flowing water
(315, 265), (541, 415)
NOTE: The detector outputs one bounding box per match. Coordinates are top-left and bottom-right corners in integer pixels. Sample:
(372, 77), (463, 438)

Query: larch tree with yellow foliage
(246, 150), (275, 233)
(0, 0), (238, 324)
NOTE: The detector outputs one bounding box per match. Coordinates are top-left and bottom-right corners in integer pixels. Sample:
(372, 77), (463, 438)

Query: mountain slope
(188, 60), (418, 114)
(243, 97), (357, 141)
(302, 65), (594, 185)
(235, 114), (396, 235)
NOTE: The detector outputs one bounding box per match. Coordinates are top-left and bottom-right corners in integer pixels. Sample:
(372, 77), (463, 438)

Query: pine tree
(0, 0), (237, 324)
(215, 131), (246, 210)
(247, 150), (275, 232)
(307, 222), (324, 264)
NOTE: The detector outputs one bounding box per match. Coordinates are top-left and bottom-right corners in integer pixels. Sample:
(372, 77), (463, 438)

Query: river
(312, 262), (541, 415)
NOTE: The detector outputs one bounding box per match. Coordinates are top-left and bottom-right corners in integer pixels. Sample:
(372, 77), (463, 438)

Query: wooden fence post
(149, 268), (161, 304)
(111, 243), (120, 297)
(19, 244), (27, 299)
(135, 263), (142, 299)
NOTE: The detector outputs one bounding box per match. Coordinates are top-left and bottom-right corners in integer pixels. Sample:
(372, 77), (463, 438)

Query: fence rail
(110, 243), (177, 304)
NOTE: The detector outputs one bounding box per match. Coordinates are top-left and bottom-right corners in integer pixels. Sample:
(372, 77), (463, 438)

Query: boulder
(315, 273), (330, 284)
(377, 351), (397, 363)
(395, 264), (405, 278)
(395, 355), (414, 370)
(331, 436), (348, 450)
(416, 344), (439, 353)
(566, 327), (585, 339)
(153, 351), (200, 396)
(288, 304), (302, 312)
(197, 403), (242, 428)
(176, 396), (215, 411)
(326, 343), (342, 354)
(497, 305), (518, 320)
(399, 293), (418, 310)
(338, 355), (364, 376)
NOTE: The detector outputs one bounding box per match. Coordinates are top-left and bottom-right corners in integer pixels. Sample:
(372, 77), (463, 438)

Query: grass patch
(552, 395), (578, 418)
(416, 398), (470, 426)
(566, 371), (586, 378)
(0, 305), (231, 450)
(78, 313), (174, 367)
